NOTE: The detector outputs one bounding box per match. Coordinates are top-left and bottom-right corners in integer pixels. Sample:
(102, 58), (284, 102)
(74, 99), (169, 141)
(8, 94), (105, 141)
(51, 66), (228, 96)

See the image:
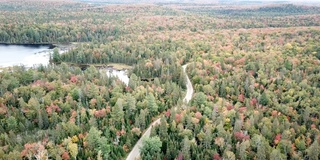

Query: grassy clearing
(106, 63), (133, 70)
(64, 62), (133, 70)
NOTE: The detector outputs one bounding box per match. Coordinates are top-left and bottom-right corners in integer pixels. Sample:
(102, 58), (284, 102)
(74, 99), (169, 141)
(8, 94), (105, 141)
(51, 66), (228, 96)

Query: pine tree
(244, 76), (251, 98)
(138, 109), (146, 130)
(259, 91), (269, 106)
(159, 117), (168, 139)
(178, 68), (187, 89)
(238, 140), (250, 160)
(37, 105), (43, 129)
(128, 73), (138, 89)
(181, 136), (190, 160)
(140, 136), (162, 160)
(125, 94), (136, 115)
(204, 128), (212, 149)
(111, 98), (124, 129)
(52, 48), (61, 64)
(233, 119), (243, 133)
(193, 92), (206, 107)
(99, 137), (111, 160)
(219, 81), (227, 98)
(6, 116), (17, 132)
(87, 127), (102, 150)
(307, 140), (319, 160)
(146, 94), (158, 116)
(257, 143), (267, 160)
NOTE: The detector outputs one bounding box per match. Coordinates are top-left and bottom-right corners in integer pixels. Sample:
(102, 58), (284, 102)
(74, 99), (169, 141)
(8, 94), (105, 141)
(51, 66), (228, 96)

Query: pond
(104, 69), (129, 86)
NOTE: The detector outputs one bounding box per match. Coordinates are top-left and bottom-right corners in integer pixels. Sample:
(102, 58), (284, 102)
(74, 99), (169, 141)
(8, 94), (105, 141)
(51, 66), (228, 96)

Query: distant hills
(77, 0), (218, 4)
(77, 0), (320, 5)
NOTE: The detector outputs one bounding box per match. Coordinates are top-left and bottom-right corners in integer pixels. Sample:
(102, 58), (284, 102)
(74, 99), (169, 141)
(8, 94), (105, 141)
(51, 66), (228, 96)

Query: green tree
(146, 94), (158, 116)
(284, 60), (292, 71)
(87, 127), (102, 151)
(204, 128), (212, 149)
(307, 140), (319, 160)
(76, 51), (84, 63)
(71, 88), (80, 101)
(178, 68), (187, 89)
(140, 136), (162, 160)
(219, 81), (227, 98)
(223, 150), (235, 160)
(238, 140), (250, 160)
(111, 98), (124, 129)
(244, 76), (252, 98)
(159, 117), (168, 139)
(136, 109), (146, 130)
(6, 116), (17, 131)
(181, 136), (190, 159)
(203, 84), (214, 95)
(259, 91), (269, 106)
(257, 142), (267, 160)
(52, 48), (61, 63)
(125, 94), (136, 115)
(316, 50), (320, 60)
(99, 137), (111, 160)
(233, 119), (243, 133)
(193, 92), (206, 107)
(128, 73), (139, 89)
(270, 148), (286, 160)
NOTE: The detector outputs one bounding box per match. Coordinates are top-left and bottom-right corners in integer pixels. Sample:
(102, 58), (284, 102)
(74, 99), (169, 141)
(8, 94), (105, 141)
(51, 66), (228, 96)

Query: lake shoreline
(0, 43), (73, 69)
(0, 43), (56, 49)
(0, 42), (77, 50)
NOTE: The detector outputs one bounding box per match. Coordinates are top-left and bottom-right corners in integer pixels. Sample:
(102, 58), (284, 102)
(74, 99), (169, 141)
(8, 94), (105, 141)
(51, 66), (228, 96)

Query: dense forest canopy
(0, 0), (320, 159)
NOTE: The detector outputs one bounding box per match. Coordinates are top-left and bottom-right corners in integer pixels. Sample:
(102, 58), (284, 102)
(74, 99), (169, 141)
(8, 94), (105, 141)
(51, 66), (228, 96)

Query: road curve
(126, 64), (194, 160)
(182, 64), (193, 103)
(125, 118), (160, 160)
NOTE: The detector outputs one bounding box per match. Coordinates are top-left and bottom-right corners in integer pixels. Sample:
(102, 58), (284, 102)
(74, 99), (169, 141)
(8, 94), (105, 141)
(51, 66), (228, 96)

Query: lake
(0, 44), (130, 85)
(0, 44), (53, 68)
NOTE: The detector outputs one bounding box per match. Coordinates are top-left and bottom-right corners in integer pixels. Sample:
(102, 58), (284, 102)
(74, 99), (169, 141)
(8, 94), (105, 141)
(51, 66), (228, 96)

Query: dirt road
(126, 64), (193, 160)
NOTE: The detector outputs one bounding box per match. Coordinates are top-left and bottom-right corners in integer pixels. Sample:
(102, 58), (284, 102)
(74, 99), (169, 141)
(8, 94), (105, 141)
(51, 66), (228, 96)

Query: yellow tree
(68, 142), (78, 160)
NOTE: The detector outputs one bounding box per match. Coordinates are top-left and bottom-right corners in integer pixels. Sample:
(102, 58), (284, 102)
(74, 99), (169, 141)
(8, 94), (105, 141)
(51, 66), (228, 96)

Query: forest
(0, 0), (320, 159)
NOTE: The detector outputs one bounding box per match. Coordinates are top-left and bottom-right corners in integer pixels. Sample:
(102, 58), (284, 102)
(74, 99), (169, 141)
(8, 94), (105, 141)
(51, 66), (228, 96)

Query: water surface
(105, 69), (129, 86)
(0, 44), (51, 68)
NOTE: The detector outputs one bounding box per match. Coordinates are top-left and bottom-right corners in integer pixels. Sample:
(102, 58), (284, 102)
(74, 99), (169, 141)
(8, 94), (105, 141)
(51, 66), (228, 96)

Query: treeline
(181, 4), (320, 29)
(183, 4), (320, 16)
(257, 4), (320, 14)
(0, 64), (184, 159)
(2, 1), (320, 45)
(0, 1), (178, 44)
(0, 1), (122, 44)
(0, 23), (122, 44)
(211, 4), (320, 16)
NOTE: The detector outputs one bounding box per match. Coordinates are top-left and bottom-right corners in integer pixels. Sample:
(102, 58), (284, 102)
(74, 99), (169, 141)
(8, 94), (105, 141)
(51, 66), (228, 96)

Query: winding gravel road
(126, 64), (193, 160)
(182, 64), (194, 103)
